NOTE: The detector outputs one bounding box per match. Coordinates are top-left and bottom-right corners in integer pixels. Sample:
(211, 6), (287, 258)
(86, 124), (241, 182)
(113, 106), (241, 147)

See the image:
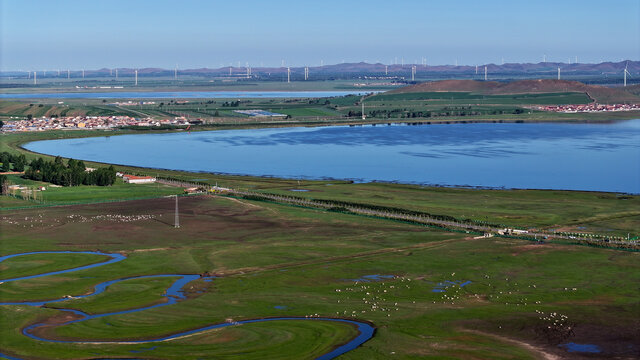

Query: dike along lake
(24, 120), (640, 193)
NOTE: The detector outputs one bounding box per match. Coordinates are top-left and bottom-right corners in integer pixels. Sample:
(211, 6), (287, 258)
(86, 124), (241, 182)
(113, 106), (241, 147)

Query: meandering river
(0, 251), (375, 359)
(24, 120), (640, 193)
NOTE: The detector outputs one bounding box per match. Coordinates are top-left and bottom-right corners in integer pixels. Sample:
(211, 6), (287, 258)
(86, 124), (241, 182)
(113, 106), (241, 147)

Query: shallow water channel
(0, 251), (374, 359)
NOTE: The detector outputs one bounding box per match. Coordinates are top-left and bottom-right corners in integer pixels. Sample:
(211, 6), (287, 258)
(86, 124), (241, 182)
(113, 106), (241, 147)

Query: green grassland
(0, 252), (107, 280)
(1, 196), (638, 359)
(368, 91), (593, 105)
(1, 174), (183, 207)
(54, 276), (181, 314)
(253, 183), (640, 236)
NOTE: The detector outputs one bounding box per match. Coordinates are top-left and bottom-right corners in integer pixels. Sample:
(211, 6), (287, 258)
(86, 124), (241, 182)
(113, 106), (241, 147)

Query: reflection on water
(24, 120), (640, 193)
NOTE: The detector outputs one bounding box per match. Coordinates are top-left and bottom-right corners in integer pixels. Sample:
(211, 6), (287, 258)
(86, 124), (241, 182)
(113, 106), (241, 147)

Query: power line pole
(174, 195), (180, 228)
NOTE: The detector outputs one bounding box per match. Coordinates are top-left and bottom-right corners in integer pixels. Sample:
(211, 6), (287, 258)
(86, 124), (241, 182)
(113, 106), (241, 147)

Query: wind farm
(1, 1), (639, 359)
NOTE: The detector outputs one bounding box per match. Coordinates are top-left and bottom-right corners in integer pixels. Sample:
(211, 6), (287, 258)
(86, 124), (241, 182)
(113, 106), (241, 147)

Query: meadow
(1, 195), (638, 359)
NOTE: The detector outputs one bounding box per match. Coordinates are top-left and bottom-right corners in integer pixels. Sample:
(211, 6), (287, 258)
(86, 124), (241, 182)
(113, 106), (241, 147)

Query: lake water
(0, 90), (373, 99)
(24, 120), (640, 193)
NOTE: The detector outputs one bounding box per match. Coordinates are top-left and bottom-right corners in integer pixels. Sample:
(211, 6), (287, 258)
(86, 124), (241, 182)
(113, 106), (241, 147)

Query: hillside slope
(390, 79), (640, 104)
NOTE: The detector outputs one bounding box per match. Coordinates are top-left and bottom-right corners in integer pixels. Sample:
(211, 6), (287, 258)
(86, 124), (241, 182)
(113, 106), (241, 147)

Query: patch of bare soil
(462, 329), (560, 360)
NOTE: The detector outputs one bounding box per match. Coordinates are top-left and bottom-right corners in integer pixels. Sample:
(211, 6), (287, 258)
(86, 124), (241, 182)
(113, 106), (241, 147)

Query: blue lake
(0, 90), (372, 99)
(24, 120), (640, 193)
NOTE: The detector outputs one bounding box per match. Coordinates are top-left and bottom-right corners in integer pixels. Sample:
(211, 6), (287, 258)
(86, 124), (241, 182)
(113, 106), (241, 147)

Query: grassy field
(1, 196), (638, 359)
(1, 174), (183, 207)
(368, 91), (592, 105)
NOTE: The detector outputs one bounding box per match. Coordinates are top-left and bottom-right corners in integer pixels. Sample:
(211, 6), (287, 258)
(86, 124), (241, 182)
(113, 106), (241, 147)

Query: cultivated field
(3, 80), (640, 124)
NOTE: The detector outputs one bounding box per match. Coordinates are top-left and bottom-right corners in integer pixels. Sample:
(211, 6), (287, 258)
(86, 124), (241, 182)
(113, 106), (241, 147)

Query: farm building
(123, 174), (156, 184)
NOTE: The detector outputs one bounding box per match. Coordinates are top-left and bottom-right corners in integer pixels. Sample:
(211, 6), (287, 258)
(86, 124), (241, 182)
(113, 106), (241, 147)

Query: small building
(123, 174), (156, 184)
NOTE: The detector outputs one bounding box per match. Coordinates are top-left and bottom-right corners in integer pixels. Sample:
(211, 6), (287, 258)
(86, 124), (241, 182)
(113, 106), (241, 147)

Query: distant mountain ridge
(5, 61), (639, 76)
(389, 79), (640, 104)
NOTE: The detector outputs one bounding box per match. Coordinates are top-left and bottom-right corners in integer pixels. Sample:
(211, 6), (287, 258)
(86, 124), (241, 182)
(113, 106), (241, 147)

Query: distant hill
(389, 79), (640, 104)
(3, 60), (638, 78)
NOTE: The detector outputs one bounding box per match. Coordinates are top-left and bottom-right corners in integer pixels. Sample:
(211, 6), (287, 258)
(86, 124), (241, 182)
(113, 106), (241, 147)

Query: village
(0, 115), (192, 132)
(535, 103), (640, 113)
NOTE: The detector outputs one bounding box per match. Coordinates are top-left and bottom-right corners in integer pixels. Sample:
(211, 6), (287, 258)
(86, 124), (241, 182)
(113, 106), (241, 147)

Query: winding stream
(0, 251), (375, 359)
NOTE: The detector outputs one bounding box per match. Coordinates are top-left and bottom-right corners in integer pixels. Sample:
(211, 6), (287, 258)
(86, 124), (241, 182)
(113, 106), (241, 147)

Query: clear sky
(1, 0), (638, 71)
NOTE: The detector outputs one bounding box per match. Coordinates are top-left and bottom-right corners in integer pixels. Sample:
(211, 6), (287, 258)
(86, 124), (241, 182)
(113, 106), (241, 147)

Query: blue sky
(1, 0), (638, 70)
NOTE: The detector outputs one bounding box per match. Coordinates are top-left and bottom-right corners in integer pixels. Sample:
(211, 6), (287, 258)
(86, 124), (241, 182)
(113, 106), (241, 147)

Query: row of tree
(349, 108), (526, 119)
(24, 156), (116, 186)
(0, 152), (27, 172)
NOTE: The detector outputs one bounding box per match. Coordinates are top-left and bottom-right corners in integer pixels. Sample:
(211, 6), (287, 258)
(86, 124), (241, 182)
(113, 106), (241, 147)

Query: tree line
(0, 152), (27, 172)
(24, 156), (116, 186)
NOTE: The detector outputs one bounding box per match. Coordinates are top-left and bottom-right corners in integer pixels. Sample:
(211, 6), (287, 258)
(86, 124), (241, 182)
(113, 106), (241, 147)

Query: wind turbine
(624, 63), (631, 87)
(135, 69), (138, 86)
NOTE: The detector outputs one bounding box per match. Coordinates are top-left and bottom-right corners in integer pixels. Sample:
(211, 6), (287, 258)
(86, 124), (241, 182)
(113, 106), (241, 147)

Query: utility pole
(174, 195), (180, 228)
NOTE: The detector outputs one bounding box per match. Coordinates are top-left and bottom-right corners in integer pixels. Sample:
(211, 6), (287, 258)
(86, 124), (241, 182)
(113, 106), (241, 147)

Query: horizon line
(1, 59), (638, 73)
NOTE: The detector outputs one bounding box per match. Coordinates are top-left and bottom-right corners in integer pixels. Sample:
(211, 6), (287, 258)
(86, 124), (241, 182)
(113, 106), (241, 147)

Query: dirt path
(461, 329), (561, 360)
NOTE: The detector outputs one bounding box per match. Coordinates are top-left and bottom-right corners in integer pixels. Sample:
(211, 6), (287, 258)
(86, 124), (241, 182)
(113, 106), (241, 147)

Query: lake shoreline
(19, 119), (640, 194)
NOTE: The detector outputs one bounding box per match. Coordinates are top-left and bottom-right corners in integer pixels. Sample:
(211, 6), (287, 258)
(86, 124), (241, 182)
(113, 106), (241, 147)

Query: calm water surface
(0, 90), (372, 99)
(25, 120), (640, 193)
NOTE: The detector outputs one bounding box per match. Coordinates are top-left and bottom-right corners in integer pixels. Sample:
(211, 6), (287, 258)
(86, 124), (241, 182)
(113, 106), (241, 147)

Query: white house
(123, 174), (156, 184)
